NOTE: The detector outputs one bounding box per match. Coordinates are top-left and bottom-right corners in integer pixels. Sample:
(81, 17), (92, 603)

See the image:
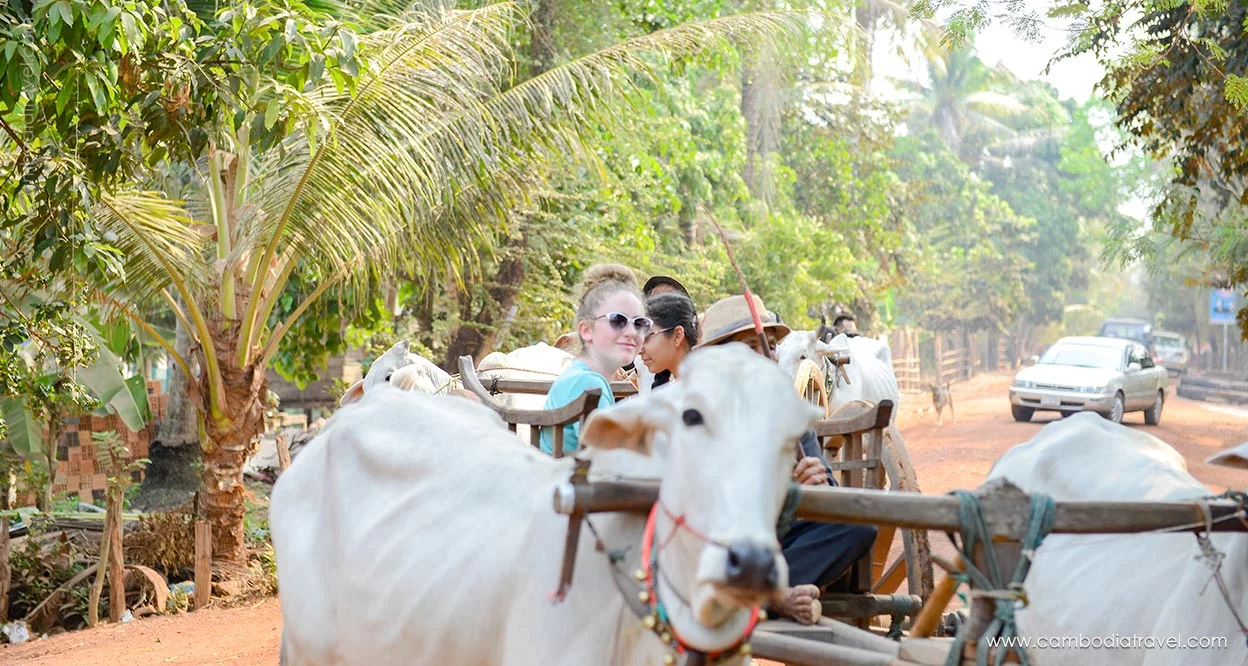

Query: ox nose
(724, 541), (778, 592)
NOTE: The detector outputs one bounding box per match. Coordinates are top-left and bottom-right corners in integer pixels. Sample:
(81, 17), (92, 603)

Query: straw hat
(696, 294), (790, 348)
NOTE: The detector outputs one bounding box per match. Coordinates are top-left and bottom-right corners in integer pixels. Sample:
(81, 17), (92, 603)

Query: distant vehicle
(1009, 336), (1168, 425)
(1151, 330), (1190, 374)
(1098, 317), (1154, 349)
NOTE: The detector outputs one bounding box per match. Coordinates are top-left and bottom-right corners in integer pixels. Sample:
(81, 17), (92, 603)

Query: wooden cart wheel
(870, 424), (935, 603)
(794, 358), (831, 419)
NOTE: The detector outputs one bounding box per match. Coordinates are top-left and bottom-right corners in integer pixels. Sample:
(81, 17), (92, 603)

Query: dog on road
(929, 381), (954, 426)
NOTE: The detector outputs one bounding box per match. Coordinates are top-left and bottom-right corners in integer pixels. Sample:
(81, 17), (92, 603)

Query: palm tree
(92, 4), (801, 563)
(902, 46), (1029, 164)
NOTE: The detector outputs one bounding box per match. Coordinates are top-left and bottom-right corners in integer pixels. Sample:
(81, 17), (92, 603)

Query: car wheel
(1103, 392), (1125, 424)
(1144, 391), (1163, 426)
(1011, 405), (1034, 422)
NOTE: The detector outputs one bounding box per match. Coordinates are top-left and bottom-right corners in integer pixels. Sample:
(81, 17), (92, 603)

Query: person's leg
(769, 520), (879, 624)
(784, 520), (878, 589)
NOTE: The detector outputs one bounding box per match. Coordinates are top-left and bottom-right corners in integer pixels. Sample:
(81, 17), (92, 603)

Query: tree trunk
(741, 44), (781, 207)
(40, 415), (60, 512)
(87, 514), (109, 627)
(195, 320), (268, 564)
(443, 235), (528, 368)
(159, 314), (199, 448)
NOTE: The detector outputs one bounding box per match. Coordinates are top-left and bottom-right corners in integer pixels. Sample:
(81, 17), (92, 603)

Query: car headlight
(1014, 380), (1035, 389)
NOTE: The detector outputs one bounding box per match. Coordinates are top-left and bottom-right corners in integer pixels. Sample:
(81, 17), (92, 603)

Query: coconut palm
(90, 3), (804, 563)
(902, 46), (1030, 164)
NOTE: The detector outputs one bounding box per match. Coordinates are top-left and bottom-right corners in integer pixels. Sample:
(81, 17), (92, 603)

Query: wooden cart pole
(195, 519), (212, 610)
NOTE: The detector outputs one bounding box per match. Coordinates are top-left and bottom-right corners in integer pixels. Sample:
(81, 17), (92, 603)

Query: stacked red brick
(49, 380), (162, 503)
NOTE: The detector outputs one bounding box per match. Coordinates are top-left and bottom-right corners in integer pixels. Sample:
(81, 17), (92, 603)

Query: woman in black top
(639, 292), (699, 390)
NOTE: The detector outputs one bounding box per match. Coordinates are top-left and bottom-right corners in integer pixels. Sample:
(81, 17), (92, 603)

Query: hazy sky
(874, 12), (1106, 104)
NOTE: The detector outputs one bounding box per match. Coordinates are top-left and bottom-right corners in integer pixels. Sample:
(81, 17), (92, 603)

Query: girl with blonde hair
(539, 264), (651, 455)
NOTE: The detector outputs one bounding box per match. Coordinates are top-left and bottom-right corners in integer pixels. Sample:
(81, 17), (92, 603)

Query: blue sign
(1211, 288), (1238, 325)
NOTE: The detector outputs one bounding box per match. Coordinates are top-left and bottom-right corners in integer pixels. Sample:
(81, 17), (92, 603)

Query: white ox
(339, 344), (454, 405)
(776, 329), (901, 421)
(271, 341), (823, 666)
(986, 412), (1246, 665)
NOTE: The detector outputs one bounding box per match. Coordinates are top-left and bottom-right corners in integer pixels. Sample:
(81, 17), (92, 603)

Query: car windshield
(1154, 337), (1182, 349)
(1039, 344), (1122, 370)
(1100, 323), (1146, 340)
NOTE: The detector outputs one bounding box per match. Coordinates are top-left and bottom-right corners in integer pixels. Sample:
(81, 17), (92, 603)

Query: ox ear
(553, 332), (579, 353)
(580, 392), (678, 457)
(340, 379), (366, 406)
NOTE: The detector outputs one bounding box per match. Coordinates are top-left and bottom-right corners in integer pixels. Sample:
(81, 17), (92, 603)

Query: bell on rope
(660, 632), (672, 644)
(639, 590), (650, 603)
(758, 609), (768, 621)
(663, 654), (676, 665)
(739, 642), (752, 656)
(635, 569), (646, 581)
(643, 614), (657, 629)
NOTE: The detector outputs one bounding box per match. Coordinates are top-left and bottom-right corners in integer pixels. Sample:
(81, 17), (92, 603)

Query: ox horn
(815, 315), (828, 343)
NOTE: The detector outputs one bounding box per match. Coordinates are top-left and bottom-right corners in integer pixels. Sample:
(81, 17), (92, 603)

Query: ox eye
(682, 409), (704, 427)
(384, 372), (394, 382)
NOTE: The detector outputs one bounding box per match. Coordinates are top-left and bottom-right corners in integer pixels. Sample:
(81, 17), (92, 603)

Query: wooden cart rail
(552, 479), (1248, 537)
(458, 355), (604, 457)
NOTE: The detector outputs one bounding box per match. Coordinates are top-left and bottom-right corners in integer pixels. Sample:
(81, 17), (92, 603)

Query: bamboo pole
(553, 479), (1248, 537)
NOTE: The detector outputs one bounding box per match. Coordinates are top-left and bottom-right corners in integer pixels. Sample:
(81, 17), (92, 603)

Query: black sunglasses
(594, 312), (653, 332)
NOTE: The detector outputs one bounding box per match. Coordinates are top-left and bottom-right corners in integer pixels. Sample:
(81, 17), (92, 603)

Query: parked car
(1009, 336), (1168, 425)
(1151, 330), (1190, 374)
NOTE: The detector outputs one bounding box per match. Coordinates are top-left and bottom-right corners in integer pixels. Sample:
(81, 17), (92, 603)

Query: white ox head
(580, 343), (823, 649)
(339, 341), (453, 406)
(776, 329), (900, 415)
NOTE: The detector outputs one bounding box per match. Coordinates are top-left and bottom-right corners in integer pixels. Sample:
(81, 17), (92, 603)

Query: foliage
(891, 131), (1034, 331)
(5, 522), (93, 626)
(912, 0), (1248, 337)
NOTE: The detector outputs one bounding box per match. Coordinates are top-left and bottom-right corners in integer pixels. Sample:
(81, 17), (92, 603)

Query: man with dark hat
(696, 293), (878, 625)
(643, 275), (691, 299)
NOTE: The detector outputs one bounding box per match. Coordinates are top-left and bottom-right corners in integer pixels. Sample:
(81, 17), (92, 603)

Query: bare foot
(774, 584), (822, 625)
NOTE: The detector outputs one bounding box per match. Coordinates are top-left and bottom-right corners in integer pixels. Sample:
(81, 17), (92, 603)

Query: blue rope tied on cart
(943, 490), (1056, 666)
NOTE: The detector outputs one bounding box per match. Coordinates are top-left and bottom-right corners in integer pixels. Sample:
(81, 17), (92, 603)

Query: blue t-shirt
(539, 359), (615, 455)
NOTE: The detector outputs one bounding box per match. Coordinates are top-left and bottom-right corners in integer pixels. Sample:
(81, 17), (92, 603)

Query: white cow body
(272, 342), (822, 666)
(776, 331), (901, 419)
(987, 413), (1246, 665)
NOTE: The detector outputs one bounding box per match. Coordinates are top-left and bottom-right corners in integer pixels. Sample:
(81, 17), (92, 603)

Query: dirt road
(5, 372), (1245, 665)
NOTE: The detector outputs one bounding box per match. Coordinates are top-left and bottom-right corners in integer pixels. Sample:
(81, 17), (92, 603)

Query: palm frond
(94, 191), (209, 308)
(244, 4), (812, 295)
(963, 91), (1029, 117)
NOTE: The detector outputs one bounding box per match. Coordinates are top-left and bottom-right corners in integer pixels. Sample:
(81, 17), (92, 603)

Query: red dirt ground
(4, 372), (1245, 665)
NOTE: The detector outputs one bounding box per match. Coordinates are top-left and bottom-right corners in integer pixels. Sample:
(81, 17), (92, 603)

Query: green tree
(81, 4), (795, 563)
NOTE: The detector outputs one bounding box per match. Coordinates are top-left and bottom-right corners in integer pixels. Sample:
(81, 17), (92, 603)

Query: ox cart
(455, 354), (1248, 666)
(458, 355), (936, 638)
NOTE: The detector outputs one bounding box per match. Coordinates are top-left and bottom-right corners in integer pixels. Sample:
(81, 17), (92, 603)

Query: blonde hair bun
(575, 263), (643, 323)
(579, 263), (638, 293)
